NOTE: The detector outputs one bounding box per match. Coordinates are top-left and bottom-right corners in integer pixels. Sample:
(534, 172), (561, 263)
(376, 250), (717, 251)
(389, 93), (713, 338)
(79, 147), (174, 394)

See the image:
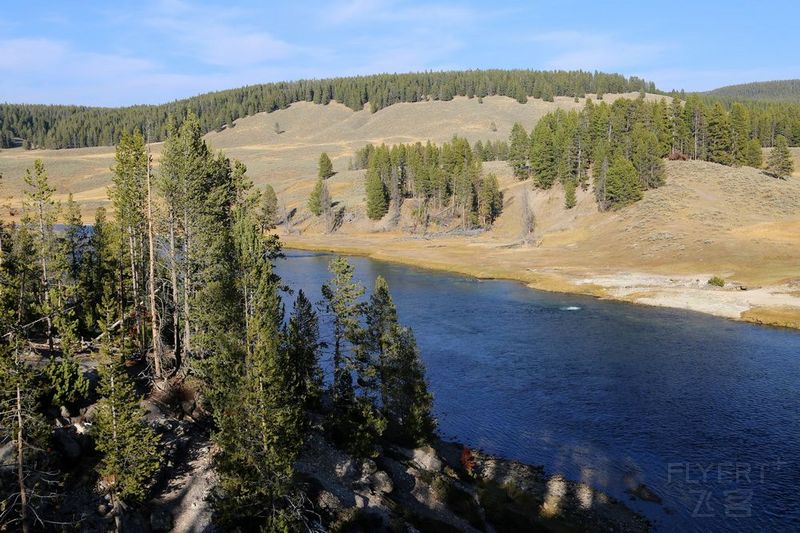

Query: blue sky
(1, 0), (798, 106)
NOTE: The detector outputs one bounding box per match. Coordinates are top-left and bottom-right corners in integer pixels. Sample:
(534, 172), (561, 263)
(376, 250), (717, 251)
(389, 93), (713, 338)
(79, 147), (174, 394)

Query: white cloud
(530, 31), (668, 72)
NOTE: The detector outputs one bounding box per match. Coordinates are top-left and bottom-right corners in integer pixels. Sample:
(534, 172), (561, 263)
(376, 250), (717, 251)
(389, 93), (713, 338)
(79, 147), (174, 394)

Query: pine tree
(508, 123), (529, 179)
(365, 163), (389, 220)
(259, 184), (279, 231)
(318, 152), (334, 179)
(530, 119), (557, 188)
(93, 336), (161, 530)
(22, 159), (59, 352)
(564, 180), (577, 209)
(744, 139), (764, 168)
(706, 103), (733, 165)
(308, 177), (325, 216)
(605, 155), (642, 208)
(0, 335), (55, 533)
(478, 174), (503, 225)
(632, 124), (666, 189)
(212, 240), (304, 529)
(286, 290), (323, 411)
(322, 258), (386, 457)
(767, 135), (794, 178)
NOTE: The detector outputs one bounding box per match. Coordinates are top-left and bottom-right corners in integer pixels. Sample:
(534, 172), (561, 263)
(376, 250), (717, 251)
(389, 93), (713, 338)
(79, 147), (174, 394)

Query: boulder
(317, 490), (342, 512)
(370, 471), (394, 494)
(412, 446), (442, 473)
(361, 458), (377, 477)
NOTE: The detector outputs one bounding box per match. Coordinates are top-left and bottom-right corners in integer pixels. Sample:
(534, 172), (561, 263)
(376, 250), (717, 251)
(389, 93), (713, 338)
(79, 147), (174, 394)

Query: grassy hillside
(2, 92), (799, 326)
(705, 80), (800, 102)
(0, 69), (655, 149)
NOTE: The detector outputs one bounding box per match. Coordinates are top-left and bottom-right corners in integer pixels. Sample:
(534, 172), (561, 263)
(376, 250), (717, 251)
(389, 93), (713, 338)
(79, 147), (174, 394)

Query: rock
(370, 471), (394, 494)
(361, 458), (377, 477)
(181, 399), (196, 417)
(97, 504), (109, 516)
(60, 405), (72, 419)
(53, 428), (81, 460)
(81, 403), (99, 423)
(354, 493), (367, 509)
(150, 508), (173, 531)
(335, 458), (357, 480)
(317, 490), (342, 512)
(412, 446), (442, 473)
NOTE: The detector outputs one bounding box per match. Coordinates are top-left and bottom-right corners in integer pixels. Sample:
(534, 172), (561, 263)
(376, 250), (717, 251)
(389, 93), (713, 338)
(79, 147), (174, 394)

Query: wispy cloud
(530, 31), (669, 72)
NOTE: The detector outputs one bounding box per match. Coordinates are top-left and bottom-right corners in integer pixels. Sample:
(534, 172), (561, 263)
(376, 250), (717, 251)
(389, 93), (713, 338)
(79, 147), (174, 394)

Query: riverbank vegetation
(0, 114), (436, 530)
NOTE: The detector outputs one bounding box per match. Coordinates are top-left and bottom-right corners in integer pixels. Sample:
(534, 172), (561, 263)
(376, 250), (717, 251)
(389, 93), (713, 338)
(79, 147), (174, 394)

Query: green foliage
(478, 174), (503, 225)
(45, 355), (89, 407)
(259, 184), (279, 230)
(708, 276), (725, 287)
(564, 180), (577, 209)
(508, 123), (530, 179)
(745, 139), (764, 168)
(318, 152), (334, 179)
(767, 135), (794, 177)
(94, 346), (161, 503)
(365, 162), (389, 220)
(308, 177), (327, 216)
(605, 156), (642, 209)
(286, 290), (323, 410)
(706, 80), (800, 103)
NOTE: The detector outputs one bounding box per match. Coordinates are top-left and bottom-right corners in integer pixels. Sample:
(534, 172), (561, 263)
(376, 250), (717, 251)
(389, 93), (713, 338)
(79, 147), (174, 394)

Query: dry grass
(2, 93), (799, 327)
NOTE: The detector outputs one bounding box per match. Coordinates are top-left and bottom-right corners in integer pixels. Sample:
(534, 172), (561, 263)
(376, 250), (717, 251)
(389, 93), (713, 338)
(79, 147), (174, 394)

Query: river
(275, 250), (800, 532)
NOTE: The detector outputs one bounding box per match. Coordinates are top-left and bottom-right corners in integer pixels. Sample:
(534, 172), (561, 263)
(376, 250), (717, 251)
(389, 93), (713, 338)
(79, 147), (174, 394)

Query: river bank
(281, 232), (800, 330)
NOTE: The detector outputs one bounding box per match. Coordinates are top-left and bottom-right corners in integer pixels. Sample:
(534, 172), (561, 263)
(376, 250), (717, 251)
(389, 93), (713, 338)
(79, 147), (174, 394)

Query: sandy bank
(281, 233), (800, 331)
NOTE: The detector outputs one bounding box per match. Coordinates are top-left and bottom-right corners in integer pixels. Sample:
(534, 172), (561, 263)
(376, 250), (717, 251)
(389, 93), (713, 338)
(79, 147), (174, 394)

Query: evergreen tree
(322, 258), (385, 457)
(93, 335), (161, 530)
(212, 240), (304, 529)
(508, 123), (530, 179)
(308, 177), (325, 216)
(259, 184), (279, 231)
(744, 139), (764, 168)
(365, 162), (389, 221)
(286, 290), (323, 411)
(478, 173), (503, 225)
(0, 335), (54, 533)
(706, 103), (733, 165)
(632, 124), (666, 189)
(564, 180), (577, 209)
(767, 135), (794, 178)
(318, 152), (334, 179)
(530, 119), (557, 188)
(605, 155), (642, 208)
(22, 159), (59, 352)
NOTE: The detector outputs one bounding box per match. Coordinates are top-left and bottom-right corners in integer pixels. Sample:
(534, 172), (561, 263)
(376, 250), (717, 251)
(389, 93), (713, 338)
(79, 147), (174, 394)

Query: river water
(276, 250), (800, 532)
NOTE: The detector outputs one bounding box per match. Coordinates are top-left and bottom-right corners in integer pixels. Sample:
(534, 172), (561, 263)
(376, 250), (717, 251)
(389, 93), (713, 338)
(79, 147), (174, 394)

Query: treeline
(0, 115), (435, 530)
(705, 79), (800, 103)
(509, 94), (797, 210)
(340, 139), (503, 229)
(0, 69), (656, 149)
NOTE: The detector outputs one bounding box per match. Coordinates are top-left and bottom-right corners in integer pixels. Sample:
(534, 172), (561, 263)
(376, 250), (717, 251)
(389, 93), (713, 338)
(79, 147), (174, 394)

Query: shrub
(708, 276), (725, 287)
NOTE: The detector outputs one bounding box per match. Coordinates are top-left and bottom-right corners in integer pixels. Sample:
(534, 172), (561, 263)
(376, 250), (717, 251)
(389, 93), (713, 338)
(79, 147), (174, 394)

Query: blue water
(276, 250), (800, 532)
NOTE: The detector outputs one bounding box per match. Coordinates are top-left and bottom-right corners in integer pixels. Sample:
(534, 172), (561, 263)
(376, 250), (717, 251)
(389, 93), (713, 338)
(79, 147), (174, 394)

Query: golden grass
(741, 306), (800, 330)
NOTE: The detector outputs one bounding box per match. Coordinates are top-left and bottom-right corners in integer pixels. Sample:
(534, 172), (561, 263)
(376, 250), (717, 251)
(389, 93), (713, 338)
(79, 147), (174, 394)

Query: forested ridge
(705, 80), (800, 103)
(0, 69), (655, 149)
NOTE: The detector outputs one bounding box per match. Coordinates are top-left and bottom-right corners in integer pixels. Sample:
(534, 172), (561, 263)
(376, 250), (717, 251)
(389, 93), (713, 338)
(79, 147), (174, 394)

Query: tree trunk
(145, 144), (162, 379)
(168, 219), (180, 372)
(38, 200), (53, 353)
(17, 384), (30, 533)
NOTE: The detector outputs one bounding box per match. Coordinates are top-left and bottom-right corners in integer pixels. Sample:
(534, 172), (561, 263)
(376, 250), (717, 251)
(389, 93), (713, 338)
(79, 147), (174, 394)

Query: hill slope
(705, 80), (800, 102)
(1, 94), (799, 327)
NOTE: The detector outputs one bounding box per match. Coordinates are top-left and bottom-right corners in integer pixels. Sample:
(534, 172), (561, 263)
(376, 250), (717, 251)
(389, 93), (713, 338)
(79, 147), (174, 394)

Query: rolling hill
(705, 80), (800, 103)
(1, 92), (800, 328)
